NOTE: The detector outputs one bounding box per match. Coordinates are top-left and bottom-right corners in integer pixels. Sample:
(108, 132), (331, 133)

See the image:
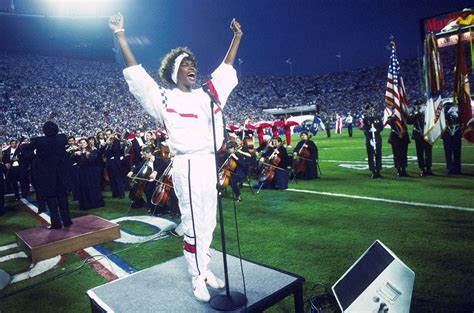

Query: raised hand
(109, 13), (124, 33)
(230, 18), (243, 36)
(223, 18), (243, 65)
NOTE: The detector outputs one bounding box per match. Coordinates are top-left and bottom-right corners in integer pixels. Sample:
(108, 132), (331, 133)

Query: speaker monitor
(332, 240), (415, 313)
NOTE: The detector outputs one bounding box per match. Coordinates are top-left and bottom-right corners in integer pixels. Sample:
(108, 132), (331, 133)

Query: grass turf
(0, 128), (473, 312)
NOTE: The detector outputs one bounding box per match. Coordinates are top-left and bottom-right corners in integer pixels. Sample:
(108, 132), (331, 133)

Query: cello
(257, 148), (281, 190)
(129, 160), (154, 204)
(151, 160), (174, 206)
(218, 154), (237, 189)
(293, 140), (311, 177)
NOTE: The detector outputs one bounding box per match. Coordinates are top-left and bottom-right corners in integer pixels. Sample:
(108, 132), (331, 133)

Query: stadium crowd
(0, 42), (470, 144)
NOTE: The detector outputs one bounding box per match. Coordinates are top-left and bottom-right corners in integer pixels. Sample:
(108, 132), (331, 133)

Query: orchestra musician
(144, 131), (157, 149)
(258, 136), (291, 190)
(104, 131), (126, 199)
(153, 142), (180, 216)
(0, 149), (6, 215)
(221, 140), (250, 202)
(127, 145), (161, 211)
(235, 136), (255, 176)
(3, 139), (21, 200)
(75, 138), (104, 210)
(293, 131), (319, 179)
(66, 135), (80, 200)
(131, 128), (145, 167)
(110, 12), (242, 301)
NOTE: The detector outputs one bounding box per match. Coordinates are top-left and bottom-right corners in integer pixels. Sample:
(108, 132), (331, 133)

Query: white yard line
(323, 160), (474, 166)
(0, 243), (18, 252)
(286, 188), (474, 212)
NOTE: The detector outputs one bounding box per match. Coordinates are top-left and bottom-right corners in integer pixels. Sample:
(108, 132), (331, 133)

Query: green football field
(0, 128), (473, 313)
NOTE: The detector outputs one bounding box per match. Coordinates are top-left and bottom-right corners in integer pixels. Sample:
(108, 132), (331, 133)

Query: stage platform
(87, 249), (305, 313)
(15, 215), (120, 263)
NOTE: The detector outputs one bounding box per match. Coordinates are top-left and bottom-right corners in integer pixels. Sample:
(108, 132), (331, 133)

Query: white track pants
(173, 153), (218, 277)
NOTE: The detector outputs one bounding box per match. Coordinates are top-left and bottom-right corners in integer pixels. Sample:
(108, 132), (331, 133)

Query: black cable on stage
(230, 191), (248, 312)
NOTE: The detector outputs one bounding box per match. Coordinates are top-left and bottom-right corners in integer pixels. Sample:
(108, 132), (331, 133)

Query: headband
(171, 53), (189, 84)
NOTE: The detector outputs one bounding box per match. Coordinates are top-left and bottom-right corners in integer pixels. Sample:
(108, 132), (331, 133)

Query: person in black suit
(28, 121), (73, 229)
(131, 128), (145, 167)
(4, 139), (21, 200)
(104, 132), (126, 199)
(74, 138), (104, 211)
(17, 137), (33, 198)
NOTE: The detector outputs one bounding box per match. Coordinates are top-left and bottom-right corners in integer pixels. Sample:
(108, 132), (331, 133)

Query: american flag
(384, 41), (409, 133)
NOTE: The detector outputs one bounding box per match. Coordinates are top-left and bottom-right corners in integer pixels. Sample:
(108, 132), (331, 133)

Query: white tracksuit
(123, 62), (237, 276)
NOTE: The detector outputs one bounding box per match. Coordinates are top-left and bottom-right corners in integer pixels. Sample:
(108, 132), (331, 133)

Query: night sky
(111, 0), (472, 76)
(3, 0), (474, 76)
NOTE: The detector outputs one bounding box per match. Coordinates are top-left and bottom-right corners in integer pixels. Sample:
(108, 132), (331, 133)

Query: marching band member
(110, 12), (242, 302)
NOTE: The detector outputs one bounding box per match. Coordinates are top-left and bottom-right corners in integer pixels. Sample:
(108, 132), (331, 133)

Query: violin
(151, 160), (174, 206)
(294, 140), (311, 176)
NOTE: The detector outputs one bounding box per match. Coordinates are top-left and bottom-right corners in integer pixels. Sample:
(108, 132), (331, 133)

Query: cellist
(293, 131), (319, 179)
(259, 137), (290, 190)
(127, 145), (161, 211)
(223, 141), (248, 202)
(153, 141), (180, 216)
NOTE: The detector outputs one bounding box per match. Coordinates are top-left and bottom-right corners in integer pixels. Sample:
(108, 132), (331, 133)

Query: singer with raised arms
(108, 13), (243, 302)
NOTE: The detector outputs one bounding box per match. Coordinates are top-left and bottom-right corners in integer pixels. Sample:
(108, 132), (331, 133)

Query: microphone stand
(208, 93), (247, 310)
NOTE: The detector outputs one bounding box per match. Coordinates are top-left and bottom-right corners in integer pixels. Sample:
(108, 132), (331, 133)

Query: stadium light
(43, 0), (114, 17)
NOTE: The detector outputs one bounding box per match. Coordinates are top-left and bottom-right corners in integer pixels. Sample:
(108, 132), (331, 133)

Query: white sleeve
(123, 65), (165, 122)
(210, 63), (238, 108)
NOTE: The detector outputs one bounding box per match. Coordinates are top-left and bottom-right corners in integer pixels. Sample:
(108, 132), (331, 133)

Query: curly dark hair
(158, 47), (197, 85)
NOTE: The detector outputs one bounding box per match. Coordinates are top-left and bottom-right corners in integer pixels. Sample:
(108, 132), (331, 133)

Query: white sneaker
(205, 270), (225, 289)
(192, 275), (210, 302)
